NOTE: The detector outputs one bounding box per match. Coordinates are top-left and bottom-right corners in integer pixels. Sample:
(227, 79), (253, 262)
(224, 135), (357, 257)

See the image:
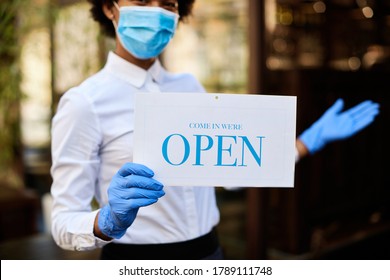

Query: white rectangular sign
(134, 93), (296, 188)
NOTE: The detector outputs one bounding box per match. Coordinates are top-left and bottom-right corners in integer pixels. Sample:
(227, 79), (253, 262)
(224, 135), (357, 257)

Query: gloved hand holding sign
(299, 98), (380, 154)
(98, 163), (165, 239)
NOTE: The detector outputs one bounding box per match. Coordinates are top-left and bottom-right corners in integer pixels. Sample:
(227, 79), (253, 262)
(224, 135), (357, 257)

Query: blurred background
(0, 0), (389, 260)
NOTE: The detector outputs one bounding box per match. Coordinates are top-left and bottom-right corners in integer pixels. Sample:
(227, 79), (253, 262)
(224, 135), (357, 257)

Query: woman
(50, 0), (380, 260)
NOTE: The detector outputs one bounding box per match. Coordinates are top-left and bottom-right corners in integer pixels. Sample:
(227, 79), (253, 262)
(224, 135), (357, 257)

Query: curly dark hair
(87, 0), (196, 38)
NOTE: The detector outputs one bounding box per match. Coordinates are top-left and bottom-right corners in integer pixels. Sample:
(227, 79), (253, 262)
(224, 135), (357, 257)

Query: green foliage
(0, 1), (23, 182)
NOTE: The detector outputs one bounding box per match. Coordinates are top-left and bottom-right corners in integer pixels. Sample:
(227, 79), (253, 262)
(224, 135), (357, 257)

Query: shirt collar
(105, 51), (165, 88)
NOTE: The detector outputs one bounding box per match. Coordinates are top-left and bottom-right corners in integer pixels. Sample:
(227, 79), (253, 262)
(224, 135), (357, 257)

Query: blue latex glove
(98, 163), (165, 239)
(299, 98), (380, 154)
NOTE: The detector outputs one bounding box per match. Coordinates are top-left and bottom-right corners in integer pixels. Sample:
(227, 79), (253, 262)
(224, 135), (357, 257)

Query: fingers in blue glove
(345, 100), (380, 132)
(109, 175), (165, 202)
(299, 98), (380, 154)
(108, 168), (165, 205)
(99, 162), (165, 239)
(117, 162), (155, 178)
(323, 98), (344, 116)
(345, 100), (380, 119)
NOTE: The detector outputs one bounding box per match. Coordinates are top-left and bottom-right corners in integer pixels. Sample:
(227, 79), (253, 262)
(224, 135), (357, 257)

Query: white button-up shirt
(50, 52), (220, 251)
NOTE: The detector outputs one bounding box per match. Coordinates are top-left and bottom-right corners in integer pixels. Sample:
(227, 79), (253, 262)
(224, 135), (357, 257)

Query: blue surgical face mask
(113, 3), (179, 59)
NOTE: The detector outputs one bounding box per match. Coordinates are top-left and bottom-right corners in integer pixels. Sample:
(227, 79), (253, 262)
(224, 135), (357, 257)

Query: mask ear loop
(111, 1), (119, 29)
(112, 17), (118, 29)
(112, 1), (120, 12)
(110, 1), (130, 57)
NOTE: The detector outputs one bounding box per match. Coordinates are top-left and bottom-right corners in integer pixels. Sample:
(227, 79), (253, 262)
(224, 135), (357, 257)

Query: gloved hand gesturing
(98, 163), (165, 239)
(299, 98), (380, 154)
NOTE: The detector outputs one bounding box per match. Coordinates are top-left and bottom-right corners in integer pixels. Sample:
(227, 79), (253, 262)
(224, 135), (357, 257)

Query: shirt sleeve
(50, 89), (110, 251)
